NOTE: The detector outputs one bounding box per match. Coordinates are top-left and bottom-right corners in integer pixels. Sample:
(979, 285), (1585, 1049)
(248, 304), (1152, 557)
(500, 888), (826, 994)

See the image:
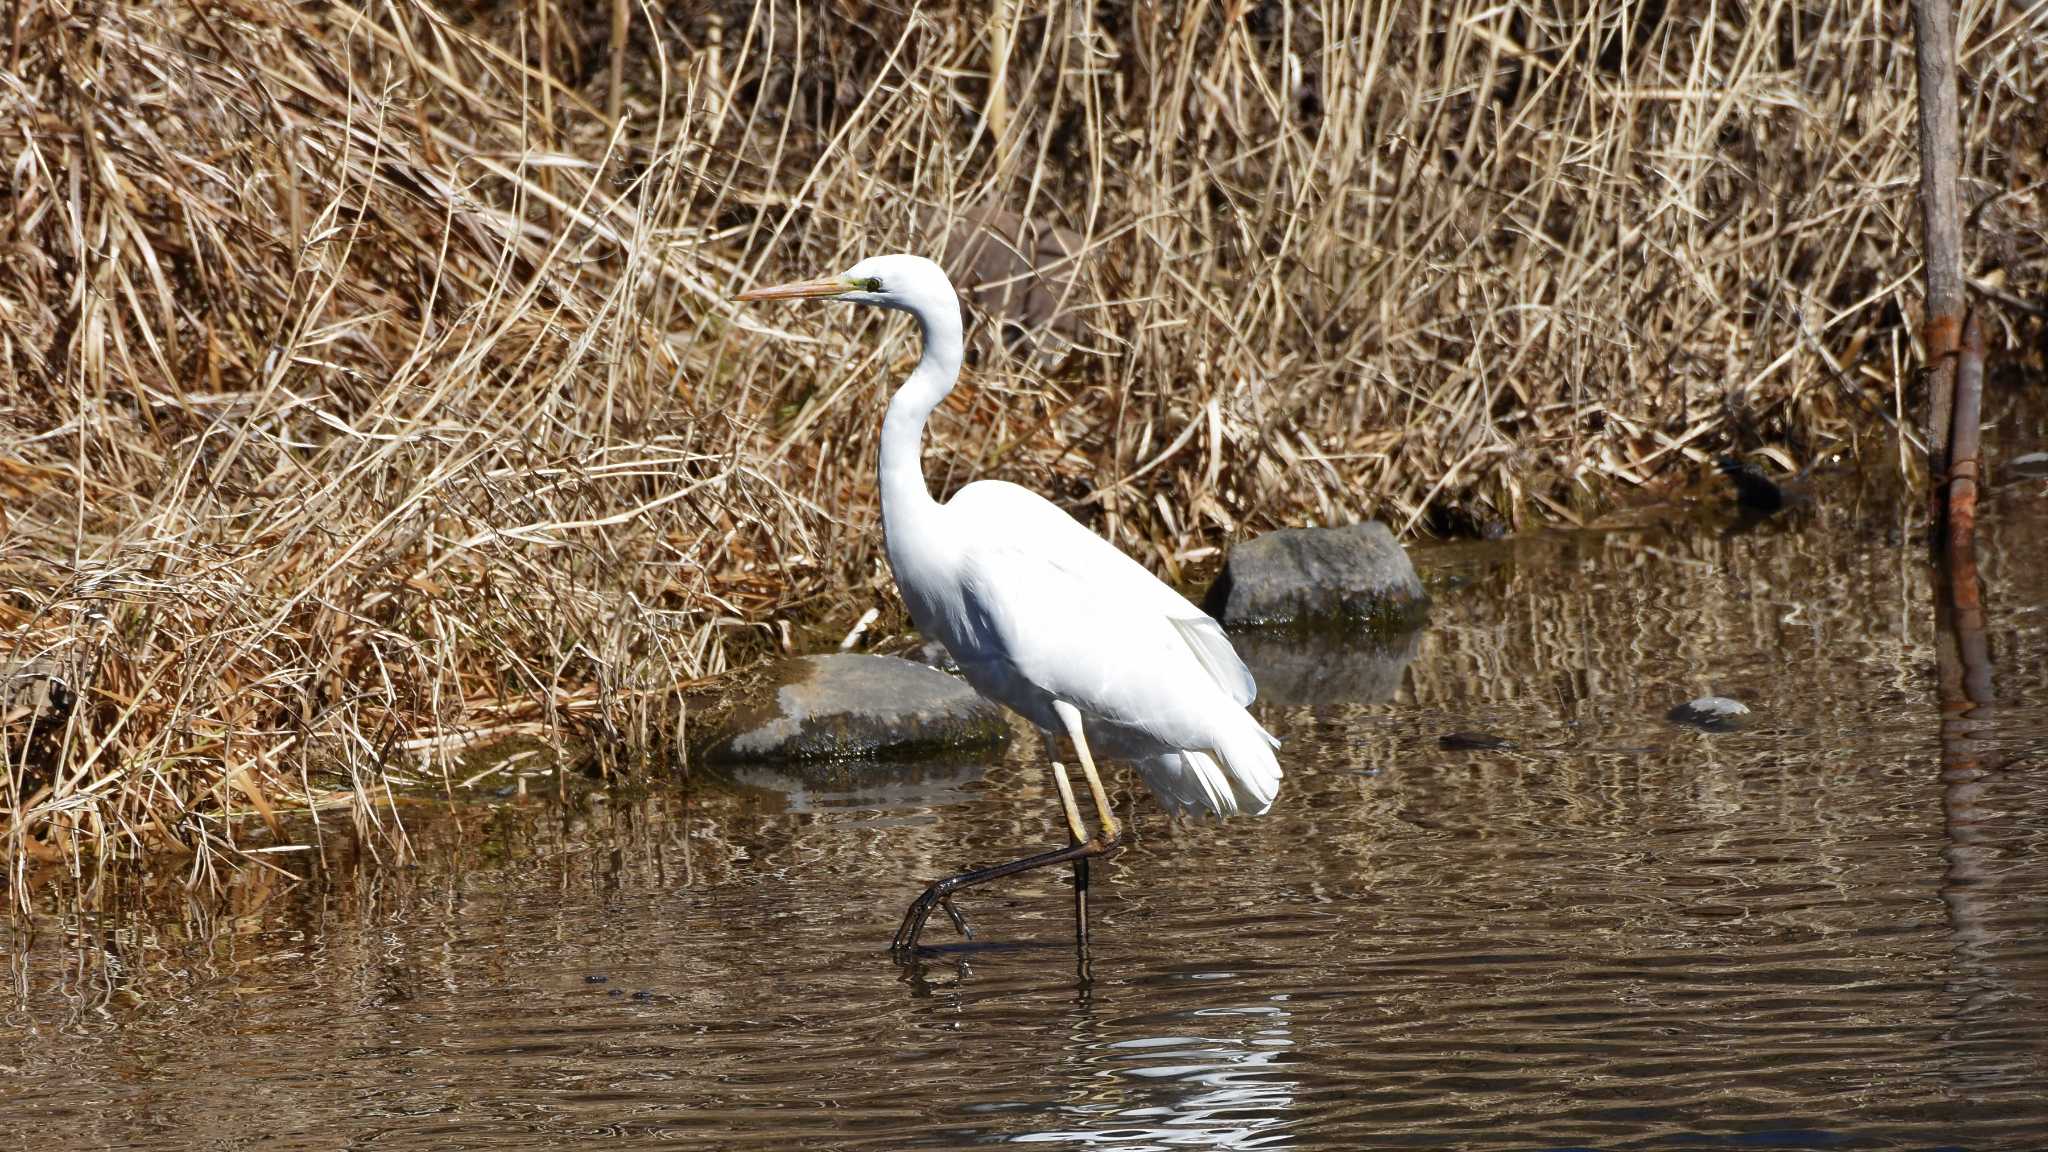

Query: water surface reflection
(5, 475), (2048, 1150)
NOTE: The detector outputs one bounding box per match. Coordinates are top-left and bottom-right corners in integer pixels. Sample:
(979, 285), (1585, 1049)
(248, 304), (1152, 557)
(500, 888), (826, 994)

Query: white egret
(735, 254), (1281, 952)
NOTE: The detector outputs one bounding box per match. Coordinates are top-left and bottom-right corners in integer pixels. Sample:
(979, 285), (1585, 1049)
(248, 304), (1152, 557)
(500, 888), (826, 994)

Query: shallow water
(7, 469), (2048, 1150)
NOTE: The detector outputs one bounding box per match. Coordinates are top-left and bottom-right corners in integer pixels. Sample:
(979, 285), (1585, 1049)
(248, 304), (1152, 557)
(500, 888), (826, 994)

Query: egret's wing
(946, 480), (1256, 707)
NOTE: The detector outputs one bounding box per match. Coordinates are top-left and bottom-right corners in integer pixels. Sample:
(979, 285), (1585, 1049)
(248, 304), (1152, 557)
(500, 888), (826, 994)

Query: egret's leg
(1052, 705), (1117, 953)
(891, 834), (1121, 953)
(1053, 701), (1121, 842)
(922, 765), (1078, 946)
(1074, 854), (1091, 952)
(1053, 762), (1091, 951)
(1049, 762), (1089, 844)
(938, 896), (973, 940)
(890, 739), (1124, 955)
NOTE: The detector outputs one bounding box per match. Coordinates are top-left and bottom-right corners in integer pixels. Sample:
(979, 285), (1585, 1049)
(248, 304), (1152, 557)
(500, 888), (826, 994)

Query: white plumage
(904, 479), (1282, 816)
(736, 252), (1282, 949)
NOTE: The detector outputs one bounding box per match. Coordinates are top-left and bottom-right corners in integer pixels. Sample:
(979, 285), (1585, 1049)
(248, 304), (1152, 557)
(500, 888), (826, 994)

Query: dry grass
(2, 0), (2044, 883)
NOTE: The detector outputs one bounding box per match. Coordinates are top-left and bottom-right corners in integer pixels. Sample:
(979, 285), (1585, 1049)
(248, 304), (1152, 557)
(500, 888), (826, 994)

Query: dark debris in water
(1439, 731), (1518, 751)
(2006, 450), (2048, 478)
(1716, 456), (1813, 513)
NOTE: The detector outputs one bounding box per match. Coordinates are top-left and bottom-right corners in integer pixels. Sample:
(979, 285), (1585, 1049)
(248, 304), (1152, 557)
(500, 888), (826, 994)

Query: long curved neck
(878, 300), (963, 534)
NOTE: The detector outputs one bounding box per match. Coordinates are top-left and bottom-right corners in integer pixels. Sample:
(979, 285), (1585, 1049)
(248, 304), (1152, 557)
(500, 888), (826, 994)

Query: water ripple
(9, 507), (2048, 1149)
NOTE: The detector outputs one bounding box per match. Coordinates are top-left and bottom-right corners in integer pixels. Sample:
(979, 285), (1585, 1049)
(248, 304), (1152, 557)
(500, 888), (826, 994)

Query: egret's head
(733, 253), (956, 320)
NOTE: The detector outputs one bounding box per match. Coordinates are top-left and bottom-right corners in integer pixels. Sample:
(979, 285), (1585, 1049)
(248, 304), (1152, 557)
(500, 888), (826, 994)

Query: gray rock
(942, 205), (1086, 356)
(1202, 521), (1430, 630)
(3, 654), (86, 784)
(1232, 626), (1421, 708)
(1667, 696), (1751, 730)
(2, 654), (84, 723)
(698, 654), (1010, 765)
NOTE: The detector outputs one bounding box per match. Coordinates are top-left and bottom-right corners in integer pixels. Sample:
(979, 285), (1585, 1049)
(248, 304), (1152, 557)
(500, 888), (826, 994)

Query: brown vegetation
(2, 0), (2044, 880)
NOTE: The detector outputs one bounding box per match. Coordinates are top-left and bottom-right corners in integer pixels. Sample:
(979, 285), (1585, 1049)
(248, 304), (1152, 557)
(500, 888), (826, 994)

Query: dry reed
(1, 0), (2043, 884)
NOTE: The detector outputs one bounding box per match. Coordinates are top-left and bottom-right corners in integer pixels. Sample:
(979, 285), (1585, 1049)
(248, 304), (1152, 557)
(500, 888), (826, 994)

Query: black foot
(892, 877), (966, 953)
(890, 835), (1124, 955)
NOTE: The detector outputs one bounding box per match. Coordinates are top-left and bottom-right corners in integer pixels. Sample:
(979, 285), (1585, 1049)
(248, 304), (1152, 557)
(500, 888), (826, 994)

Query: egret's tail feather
(1131, 721), (1283, 819)
(1214, 722), (1283, 815)
(1133, 751), (1234, 817)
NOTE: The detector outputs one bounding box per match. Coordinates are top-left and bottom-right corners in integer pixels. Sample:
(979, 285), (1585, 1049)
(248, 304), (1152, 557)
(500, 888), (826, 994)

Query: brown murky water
(6, 464), (2048, 1150)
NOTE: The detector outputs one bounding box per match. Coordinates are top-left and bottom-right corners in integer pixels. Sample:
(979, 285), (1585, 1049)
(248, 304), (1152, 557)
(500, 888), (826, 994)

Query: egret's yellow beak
(732, 276), (850, 302)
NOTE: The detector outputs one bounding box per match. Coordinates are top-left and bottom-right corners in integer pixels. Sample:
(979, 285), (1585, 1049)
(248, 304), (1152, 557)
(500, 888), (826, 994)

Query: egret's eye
(861, 277), (883, 293)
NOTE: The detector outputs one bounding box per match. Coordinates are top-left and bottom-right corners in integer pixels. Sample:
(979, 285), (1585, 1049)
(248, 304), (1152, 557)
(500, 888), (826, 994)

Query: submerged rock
(697, 654), (1010, 765)
(1202, 521), (1429, 630)
(729, 759), (987, 815)
(1232, 626), (1421, 709)
(1667, 696), (1751, 731)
